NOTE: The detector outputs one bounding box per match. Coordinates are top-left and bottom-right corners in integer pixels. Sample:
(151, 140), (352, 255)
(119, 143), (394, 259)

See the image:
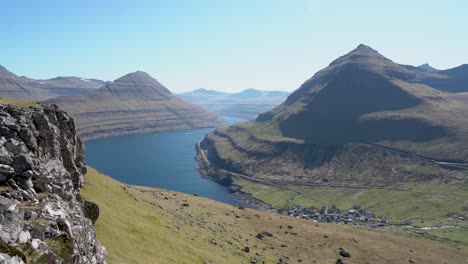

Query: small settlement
(277, 205), (387, 227)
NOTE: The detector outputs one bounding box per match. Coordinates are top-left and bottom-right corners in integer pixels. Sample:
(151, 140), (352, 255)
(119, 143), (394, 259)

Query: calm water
(85, 117), (250, 206)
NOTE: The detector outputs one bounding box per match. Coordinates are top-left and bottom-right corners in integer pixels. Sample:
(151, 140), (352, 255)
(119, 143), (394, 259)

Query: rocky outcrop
(0, 104), (106, 263)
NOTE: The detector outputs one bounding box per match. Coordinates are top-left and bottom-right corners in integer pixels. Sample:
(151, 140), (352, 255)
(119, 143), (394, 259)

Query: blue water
(85, 116), (250, 206)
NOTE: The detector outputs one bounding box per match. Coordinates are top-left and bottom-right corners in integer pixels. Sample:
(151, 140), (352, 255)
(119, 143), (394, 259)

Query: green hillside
(82, 167), (468, 263)
(196, 45), (468, 227)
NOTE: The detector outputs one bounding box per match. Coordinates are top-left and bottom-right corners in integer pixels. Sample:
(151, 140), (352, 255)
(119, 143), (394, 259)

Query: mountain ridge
(0, 65), (106, 100)
(178, 88), (290, 119)
(46, 71), (226, 141)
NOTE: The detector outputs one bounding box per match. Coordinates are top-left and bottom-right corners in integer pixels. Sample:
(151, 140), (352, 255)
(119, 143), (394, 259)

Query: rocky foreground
(0, 104), (106, 263)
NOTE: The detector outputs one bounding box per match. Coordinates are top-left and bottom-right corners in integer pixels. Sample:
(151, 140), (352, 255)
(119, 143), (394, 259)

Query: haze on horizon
(1, 0), (467, 93)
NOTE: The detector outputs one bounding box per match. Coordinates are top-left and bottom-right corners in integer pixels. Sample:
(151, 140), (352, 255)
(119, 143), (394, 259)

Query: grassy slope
(234, 178), (468, 224)
(0, 97), (41, 108)
(82, 167), (468, 263)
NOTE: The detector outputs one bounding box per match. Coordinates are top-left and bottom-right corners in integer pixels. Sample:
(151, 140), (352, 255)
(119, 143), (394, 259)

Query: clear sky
(1, 0), (467, 92)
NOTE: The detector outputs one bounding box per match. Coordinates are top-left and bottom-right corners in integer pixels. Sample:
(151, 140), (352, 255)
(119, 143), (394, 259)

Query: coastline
(195, 140), (274, 211)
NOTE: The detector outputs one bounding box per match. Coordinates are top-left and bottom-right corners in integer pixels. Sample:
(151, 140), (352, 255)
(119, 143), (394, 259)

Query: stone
(0, 173), (7, 182)
(0, 104), (107, 263)
(0, 254), (25, 264)
(17, 231), (31, 244)
(83, 200), (100, 224)
(339, 247), (351, 258)
(0, 164), (15, 176)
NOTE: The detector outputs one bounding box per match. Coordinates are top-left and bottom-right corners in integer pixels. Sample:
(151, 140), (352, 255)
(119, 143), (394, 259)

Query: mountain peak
(327, 44), (389, 69)
(349, 44), (382, 57)
(0, 65), (17, 78)
(119, 71), (152, 79)
(105, 71), (172, 99)
(114, 71), (162, 85)
(356, 43), (373, 49)
(418, 63), (439, 72)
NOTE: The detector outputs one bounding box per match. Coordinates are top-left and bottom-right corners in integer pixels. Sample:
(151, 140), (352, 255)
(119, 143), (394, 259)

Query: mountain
(0, 103), (106, 263)
(418, 63), (439, 72)
(196, 45), (468, 222)
(182, 88), (229, 97)
(46, 71), (226, 141)
(178, 88), (290, 119)
(423, 64), (468, 92)
(0, 65), (105, 101)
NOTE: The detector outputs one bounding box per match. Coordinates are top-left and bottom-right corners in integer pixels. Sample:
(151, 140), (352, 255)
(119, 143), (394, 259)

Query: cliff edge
(0, 103), (106, 263)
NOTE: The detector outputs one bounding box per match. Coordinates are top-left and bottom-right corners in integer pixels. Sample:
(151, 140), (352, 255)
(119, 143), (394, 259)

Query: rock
(336, 259), (347, 264)
(0, 254), (25, 264)
(17, 231), (30, 244)
(339, 247), (351, 258)
(0, 104), (107, 263)
(256, 231), (273, 240)
(83, 200), (100, 224)
(23, 210), (38, 221)
(0, 164), (15, 176)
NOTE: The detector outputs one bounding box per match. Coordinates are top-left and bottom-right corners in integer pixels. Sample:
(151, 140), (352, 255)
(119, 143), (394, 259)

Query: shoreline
(195, 140), (275, 211)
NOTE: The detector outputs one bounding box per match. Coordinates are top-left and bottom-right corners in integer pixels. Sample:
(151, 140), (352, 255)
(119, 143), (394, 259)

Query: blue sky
(1, 0), (467, 92)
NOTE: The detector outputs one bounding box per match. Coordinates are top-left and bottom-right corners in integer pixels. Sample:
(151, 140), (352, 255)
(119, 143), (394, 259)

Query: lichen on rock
(0, 103), (106, 263)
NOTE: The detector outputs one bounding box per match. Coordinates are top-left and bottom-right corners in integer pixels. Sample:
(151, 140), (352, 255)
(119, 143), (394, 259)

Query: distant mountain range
(178, 88), (290, 119)
(45, 71), (226, 141)
(417, 63), (439, 72)
(0, 65), (105, 100)
(197, 44), (468, 222)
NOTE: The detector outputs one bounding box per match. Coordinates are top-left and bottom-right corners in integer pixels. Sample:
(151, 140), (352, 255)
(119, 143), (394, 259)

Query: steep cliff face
(0, 104), (106, 263)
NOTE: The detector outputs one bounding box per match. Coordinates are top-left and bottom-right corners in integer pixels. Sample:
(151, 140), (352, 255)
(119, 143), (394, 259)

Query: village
(277, 205), (387, 227)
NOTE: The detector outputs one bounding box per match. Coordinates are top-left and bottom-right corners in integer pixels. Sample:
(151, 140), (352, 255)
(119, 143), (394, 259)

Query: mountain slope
(422, 64), (468, 92)
(82, 167), (468, 263)
(196, 45), (468, 221)
(46, 71), (226, 141)
(178, 88), (289, 119)
(0, 65), (105, 101)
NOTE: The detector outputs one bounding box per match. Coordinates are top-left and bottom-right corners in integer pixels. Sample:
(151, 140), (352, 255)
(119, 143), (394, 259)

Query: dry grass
(0, 97), (41, 108)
